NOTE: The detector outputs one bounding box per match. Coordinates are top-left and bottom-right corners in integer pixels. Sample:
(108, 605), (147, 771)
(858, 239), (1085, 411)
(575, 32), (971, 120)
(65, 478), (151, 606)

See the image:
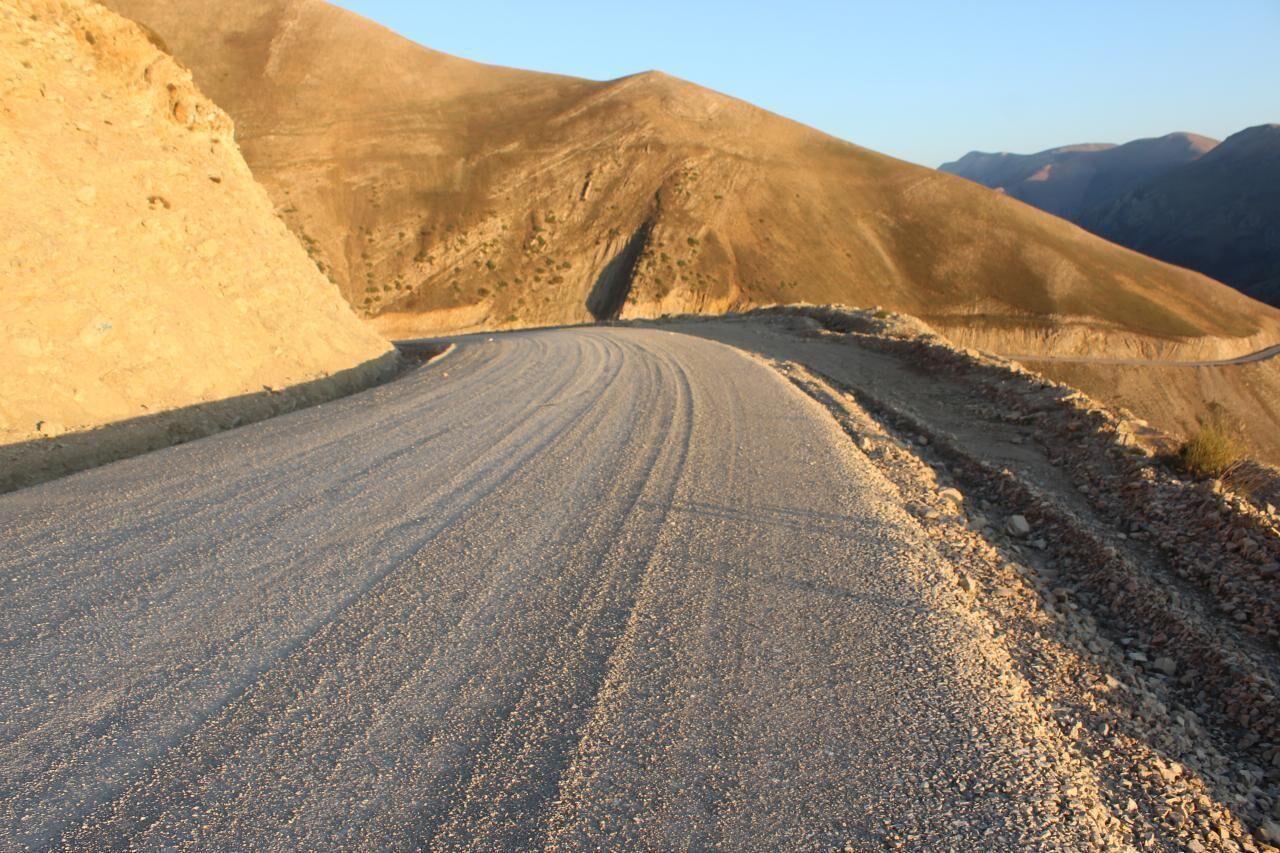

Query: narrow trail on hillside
(1004, 342), (1280, 368)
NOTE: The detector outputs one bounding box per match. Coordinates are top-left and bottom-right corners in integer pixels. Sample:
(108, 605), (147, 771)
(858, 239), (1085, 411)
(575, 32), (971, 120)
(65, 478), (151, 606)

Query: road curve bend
(2, 328), (1085, 848)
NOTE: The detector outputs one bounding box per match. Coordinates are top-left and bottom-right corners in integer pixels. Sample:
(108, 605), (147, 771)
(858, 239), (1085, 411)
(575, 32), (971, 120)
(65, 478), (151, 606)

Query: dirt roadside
(663, 308), (1280, 850)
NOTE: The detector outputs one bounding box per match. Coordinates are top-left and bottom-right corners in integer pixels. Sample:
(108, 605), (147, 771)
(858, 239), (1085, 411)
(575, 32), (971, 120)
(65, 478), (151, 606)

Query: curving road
(1, 328), (1085, 849)
(1003, 342), (1280, 368)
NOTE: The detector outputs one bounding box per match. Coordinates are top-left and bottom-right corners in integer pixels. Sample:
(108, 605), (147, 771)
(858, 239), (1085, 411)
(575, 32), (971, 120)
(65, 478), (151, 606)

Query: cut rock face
(0, 0), (394, 451)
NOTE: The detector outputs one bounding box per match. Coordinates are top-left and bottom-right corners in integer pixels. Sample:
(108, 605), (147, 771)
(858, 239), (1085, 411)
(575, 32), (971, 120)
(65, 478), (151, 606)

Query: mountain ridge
(945, 125), (1279, 308)
(939, 132), (1219, 220)
(102, 0), (1280, 358)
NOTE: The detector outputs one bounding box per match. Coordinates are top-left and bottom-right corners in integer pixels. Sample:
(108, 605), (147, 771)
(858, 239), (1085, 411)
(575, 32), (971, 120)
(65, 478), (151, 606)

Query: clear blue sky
(329, 1), (1277, 167)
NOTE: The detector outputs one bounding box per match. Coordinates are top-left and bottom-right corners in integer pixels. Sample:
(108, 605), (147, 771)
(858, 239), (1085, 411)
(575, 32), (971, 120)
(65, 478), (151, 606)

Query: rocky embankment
(668, 306), (1280, 848)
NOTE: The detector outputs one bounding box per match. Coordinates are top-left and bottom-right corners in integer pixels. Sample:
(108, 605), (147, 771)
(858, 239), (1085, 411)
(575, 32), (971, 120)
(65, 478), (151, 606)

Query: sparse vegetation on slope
(101, 0), (1280, 357)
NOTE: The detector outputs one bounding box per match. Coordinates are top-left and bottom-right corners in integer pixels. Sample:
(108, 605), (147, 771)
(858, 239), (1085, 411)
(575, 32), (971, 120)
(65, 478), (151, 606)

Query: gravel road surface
(1, 328), (1090, 849)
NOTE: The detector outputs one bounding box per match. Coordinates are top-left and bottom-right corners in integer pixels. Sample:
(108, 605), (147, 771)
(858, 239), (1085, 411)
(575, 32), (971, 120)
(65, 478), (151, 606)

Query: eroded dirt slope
(0, 0), (395, 456)
(102, 0), (1280, 359)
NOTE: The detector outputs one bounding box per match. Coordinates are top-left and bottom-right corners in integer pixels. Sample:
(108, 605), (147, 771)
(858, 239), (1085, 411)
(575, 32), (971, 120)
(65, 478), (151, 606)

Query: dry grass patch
(1178, 407), (1246, 481)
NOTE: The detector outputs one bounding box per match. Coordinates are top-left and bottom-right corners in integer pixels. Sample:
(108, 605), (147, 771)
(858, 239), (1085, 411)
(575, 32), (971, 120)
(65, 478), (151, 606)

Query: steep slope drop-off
(104, 0), (1280, 358)
(0, 0), (395, 459)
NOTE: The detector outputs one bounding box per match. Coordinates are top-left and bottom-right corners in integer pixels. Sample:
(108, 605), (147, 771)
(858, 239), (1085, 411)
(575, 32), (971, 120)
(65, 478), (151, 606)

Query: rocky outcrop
(0, 0), (396, 481)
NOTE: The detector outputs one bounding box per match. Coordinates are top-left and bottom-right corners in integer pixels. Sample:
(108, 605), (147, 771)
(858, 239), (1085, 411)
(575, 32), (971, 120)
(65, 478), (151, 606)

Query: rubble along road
(2, 327), (1101, 849)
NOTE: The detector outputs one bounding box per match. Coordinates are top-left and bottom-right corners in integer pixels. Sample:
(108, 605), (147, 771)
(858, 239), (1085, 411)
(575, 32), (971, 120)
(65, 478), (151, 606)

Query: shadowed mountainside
(103, 0), (1280, 358)
(944, 127), (1280, 309)
(939, 133), (1218, 221)
(1081, 125), (1280, 309)
(0, 0), (395, 457)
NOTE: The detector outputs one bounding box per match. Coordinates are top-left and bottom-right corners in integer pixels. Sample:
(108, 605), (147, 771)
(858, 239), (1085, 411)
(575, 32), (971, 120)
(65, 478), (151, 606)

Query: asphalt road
(1, 327), (1086, 849)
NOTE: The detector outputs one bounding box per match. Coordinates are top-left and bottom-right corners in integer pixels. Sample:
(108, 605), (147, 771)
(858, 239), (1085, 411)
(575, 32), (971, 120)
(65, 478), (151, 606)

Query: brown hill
(0, 0), (395, 456)
(102, 0), (1280, 359)
(939, 133), (1218, 221)
(1081, 125), (1280, 308)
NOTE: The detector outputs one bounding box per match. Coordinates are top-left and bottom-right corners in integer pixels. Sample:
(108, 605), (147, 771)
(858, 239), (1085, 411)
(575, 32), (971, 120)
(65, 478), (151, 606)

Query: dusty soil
(0, 0), (395, 466)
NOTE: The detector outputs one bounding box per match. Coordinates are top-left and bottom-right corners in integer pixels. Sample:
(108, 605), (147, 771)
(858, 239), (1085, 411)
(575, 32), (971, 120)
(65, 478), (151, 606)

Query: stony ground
(672, 307), (1280, 850)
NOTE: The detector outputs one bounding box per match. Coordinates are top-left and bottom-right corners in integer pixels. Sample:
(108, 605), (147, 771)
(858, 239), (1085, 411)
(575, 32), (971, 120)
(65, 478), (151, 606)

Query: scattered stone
(1153, 657), (1177, 676)
(1006, 515), (1032, 537)
(938, 487), (964, 505)
(956, 573), (977, 596)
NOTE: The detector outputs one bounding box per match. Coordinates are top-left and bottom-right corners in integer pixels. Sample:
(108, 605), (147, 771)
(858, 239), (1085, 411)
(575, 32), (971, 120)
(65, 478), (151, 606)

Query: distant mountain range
(941, 126), (1280, 307)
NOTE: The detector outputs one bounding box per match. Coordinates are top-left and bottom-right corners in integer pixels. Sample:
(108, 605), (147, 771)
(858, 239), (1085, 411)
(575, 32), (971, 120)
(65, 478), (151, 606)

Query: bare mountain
(101, 0), (1279, 359)
(1081, 124), (1280, 308)
(939, 133), (1218, 221)
(0, 0), (395, 477)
